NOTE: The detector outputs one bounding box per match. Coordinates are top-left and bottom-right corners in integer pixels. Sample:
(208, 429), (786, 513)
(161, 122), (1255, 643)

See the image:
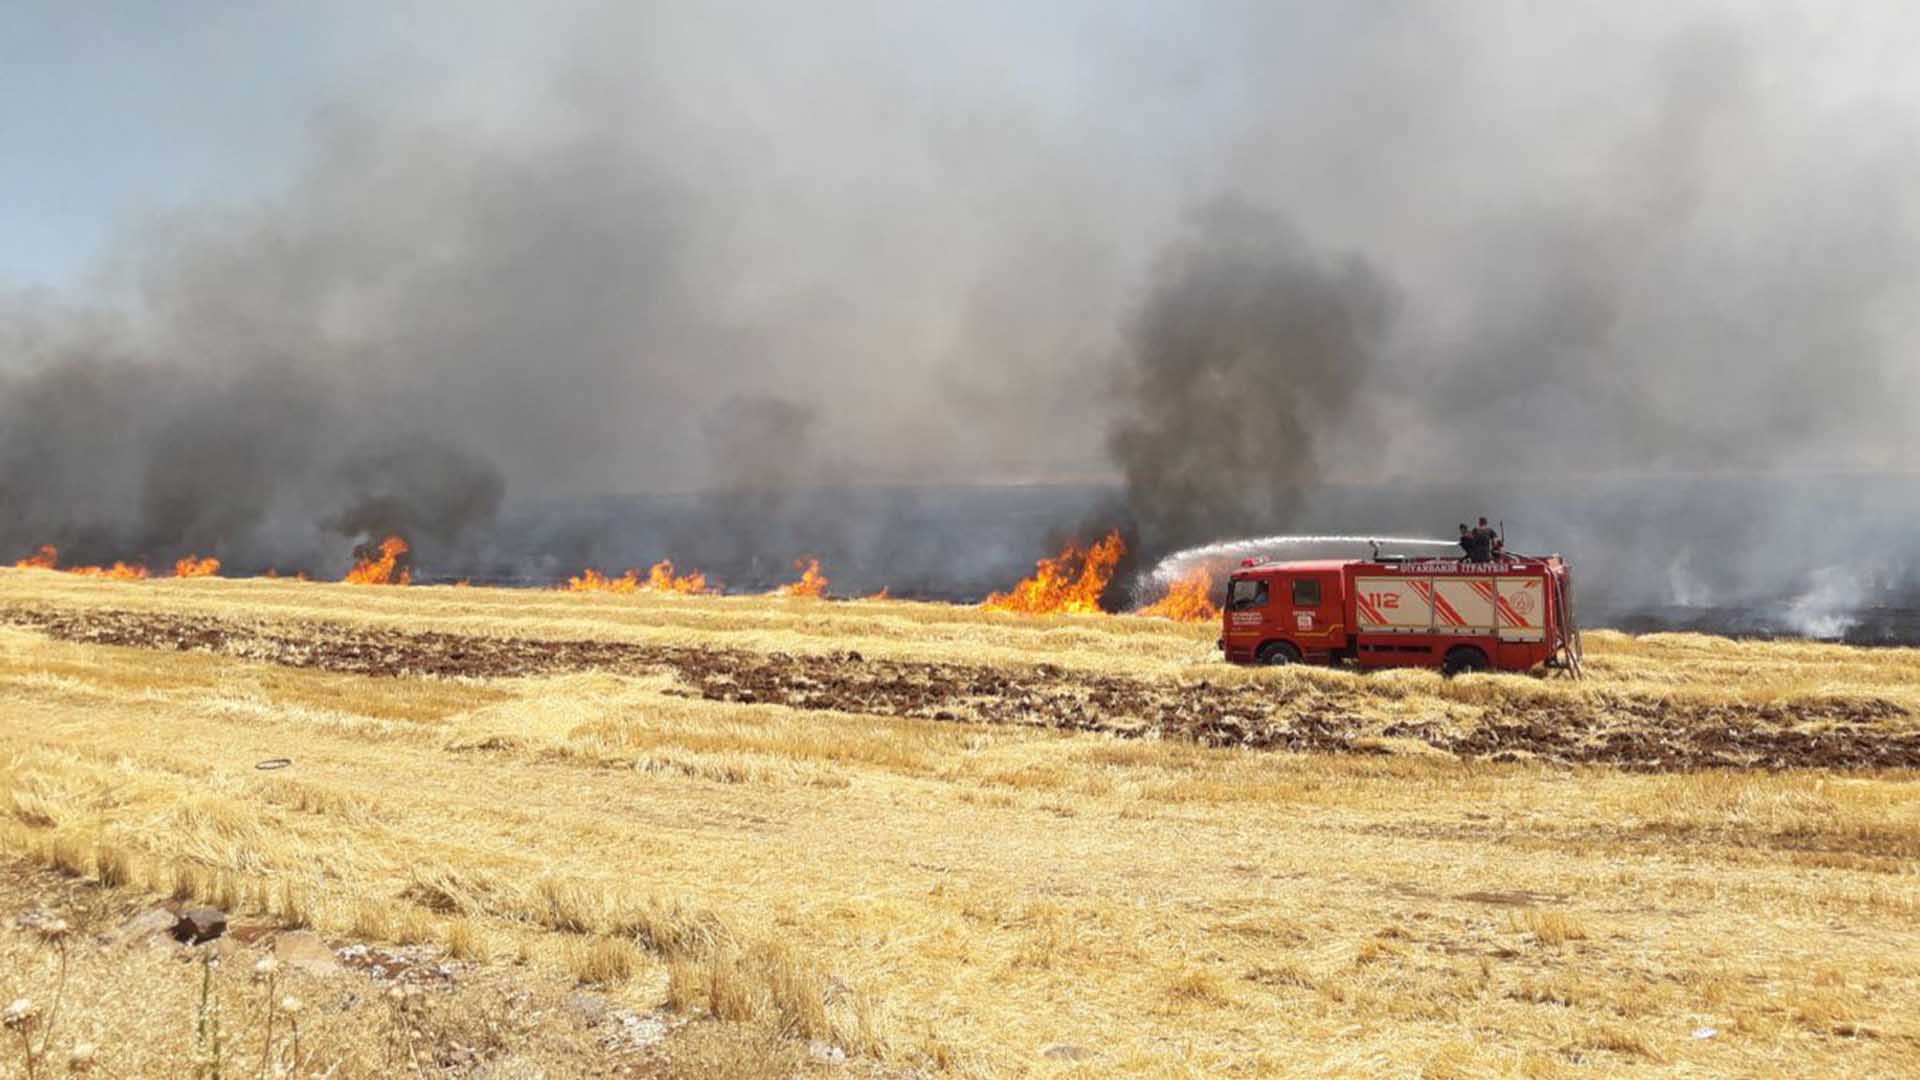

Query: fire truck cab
(1220, 554), (1580, 675)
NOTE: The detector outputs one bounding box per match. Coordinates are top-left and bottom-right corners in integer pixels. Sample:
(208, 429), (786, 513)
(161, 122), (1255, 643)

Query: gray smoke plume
(1110, 199), (1393, 552)
(1095, 5), (1920, 630)
(1, 2), (1917, 624)
(0, 346), (501, 572)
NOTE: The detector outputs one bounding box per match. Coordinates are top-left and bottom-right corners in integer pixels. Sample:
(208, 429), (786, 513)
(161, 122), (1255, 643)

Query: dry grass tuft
(1510, 909), (1590, 946)
(350, 899), (391, 941)
(1577, 1023), (1667, 1063)
(91, 842), (132, 888)
(609, 895), (733, 959)
(403, 860), (506, 916)
(1245, 962), (1317, 990)
(391, 904), (436, 945)
(46, 833), (93, 879)
(564, 935), (640, 985)
(444, 917), (488, 961)
(533, 876), (607, 934)
(7, 789), (62, 828)
(276, 877), (311, 928)
(169, 863), (202, 902)
(210, 869), (244, 913)
(666, 958), (704, 1012)
(1162, 965), (1231, 1008)
(704, 947), (759, 1023)
(671, 941), (868, 1050)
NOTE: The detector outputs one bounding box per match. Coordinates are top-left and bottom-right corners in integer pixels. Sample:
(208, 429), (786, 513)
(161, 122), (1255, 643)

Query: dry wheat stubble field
(0, 568), (1918, 1078)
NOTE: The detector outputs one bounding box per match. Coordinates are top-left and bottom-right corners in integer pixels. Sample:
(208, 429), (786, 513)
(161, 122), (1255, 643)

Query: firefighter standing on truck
(1459, 520), (1494, 562)
(1472, 518), (1498, 562)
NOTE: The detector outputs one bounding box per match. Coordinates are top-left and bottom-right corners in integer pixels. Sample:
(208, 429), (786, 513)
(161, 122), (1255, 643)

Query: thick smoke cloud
(1110, 199), (1393, 551)
(0, 2), (1917, 625)
(1109, 9), (1920, 519)
(0, 351), (501, 572)
(0, 3), (1133, 573)
(1093, 5), (1920, 632)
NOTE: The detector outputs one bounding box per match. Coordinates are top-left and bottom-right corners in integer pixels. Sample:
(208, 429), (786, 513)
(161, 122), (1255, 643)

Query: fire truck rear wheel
(1443, 646), (1489, 677)
(1257, 641), (1301, 666)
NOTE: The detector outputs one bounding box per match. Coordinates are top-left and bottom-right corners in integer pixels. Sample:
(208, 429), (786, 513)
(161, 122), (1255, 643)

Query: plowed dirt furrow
(5, 605), (1916, 771)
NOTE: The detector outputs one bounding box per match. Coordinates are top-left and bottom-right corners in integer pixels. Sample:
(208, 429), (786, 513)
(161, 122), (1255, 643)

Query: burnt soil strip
(5, 605), (1918, 772)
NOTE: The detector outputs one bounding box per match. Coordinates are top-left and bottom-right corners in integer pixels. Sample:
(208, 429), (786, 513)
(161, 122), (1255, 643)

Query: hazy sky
(0, 2), (1142, 288)
(5, 6), (318, 286)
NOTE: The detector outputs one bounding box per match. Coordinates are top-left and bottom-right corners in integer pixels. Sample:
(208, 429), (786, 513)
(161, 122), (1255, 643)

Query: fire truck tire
(1257, 641), (1301, 666)
(1442, 646), (1489, 677)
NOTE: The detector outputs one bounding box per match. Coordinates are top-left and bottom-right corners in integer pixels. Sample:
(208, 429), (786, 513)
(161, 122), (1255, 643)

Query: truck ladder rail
(1552, 574), (1584, 679)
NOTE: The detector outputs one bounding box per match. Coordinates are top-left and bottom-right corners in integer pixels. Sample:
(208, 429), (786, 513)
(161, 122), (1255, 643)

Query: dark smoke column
(1108, 198), (1394, 554)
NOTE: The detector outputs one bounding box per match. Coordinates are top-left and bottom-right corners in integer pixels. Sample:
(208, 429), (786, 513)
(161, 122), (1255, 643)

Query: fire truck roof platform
(1235, 555), (1565, 573)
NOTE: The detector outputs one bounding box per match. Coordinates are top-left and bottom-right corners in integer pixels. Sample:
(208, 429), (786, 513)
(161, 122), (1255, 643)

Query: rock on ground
(272, 930), (344, 977)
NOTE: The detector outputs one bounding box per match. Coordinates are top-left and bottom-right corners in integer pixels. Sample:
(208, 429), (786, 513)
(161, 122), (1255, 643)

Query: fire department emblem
(1295, 612), (1313, 630)
(1511, 590), (1537, 615)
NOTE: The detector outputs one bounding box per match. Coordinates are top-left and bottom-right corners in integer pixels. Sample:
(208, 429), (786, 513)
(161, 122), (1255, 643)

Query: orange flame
(16, 545), (156, 579)
(776, 557), (829, 598)
(647, 560), (708, 594)
(1135, 567), (1221, 623)
(568, 559), (710, 595)
(567, 567), (641, 593)
(14, 545), (58, 570)
(344, 536), (412, 585)
(68, 561), (151, 580)
(172, 554), (221, 578)
(864, 587), (891, 601)
(982, 530), (1126, 616)
(263, 568), (311, 582)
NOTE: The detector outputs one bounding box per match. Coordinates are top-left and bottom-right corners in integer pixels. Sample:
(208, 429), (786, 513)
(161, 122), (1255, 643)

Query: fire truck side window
(1291, 578), (1322, 606)
(1228, 579), (1268, 611)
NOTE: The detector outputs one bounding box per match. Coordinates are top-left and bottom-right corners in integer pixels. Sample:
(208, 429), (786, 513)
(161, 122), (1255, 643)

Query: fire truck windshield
(1227, 578), (1267, 611)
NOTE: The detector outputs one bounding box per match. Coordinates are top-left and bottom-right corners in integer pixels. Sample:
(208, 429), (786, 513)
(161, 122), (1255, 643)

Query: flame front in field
(865, 587), (890, 601)
(173, 554), (220, 578)
(264, 568), (312, 582)
(567, 567), (641, 593)
(14, 546), (58, 570)
(568, 560), (709, 594)
(982, 530), (1126, 616)
(344, 535), (412, 586)
(777, 557), (829, 598)
(647, 560), (708, 594)
(68, 561), (150, 580)
(1135, 566), (1221, 623)
(20, 544), (154, 579)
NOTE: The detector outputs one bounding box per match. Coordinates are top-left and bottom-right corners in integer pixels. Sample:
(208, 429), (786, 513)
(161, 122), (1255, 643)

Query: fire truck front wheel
(1257, 641), (1301, 666)
(1442, 646), (1490, 677)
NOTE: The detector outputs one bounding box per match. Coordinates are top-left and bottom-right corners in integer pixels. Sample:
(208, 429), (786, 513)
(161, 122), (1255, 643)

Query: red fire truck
(1219, 553), (1581, 675)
